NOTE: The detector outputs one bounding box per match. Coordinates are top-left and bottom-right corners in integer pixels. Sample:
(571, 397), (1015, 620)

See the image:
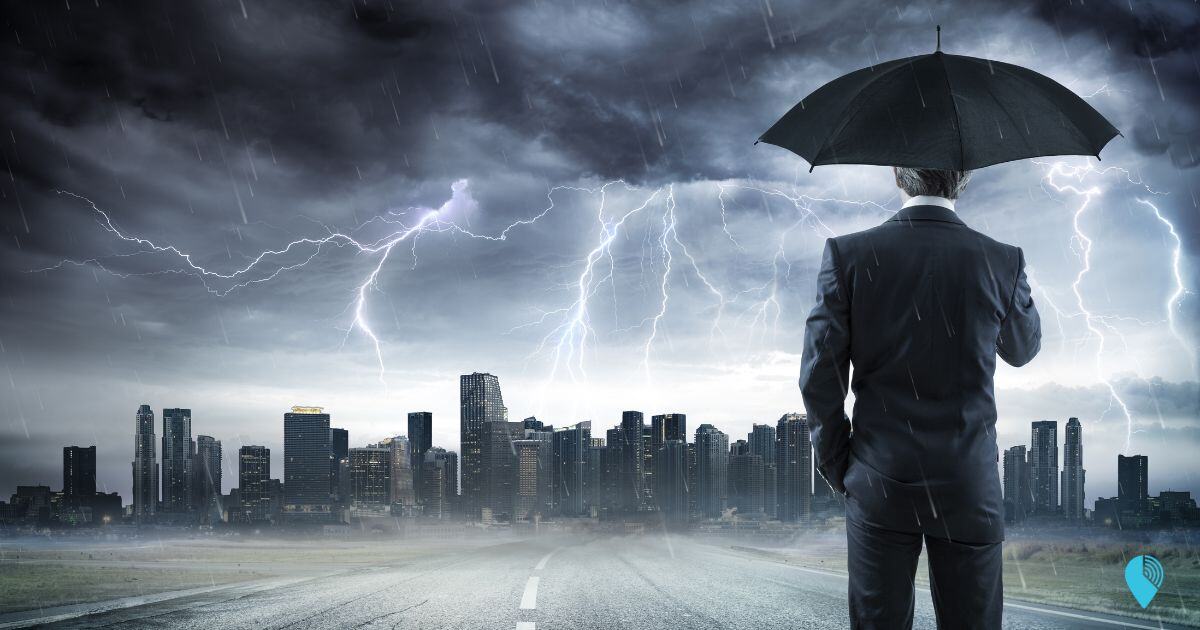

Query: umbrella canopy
(758, 30), (1120, 171)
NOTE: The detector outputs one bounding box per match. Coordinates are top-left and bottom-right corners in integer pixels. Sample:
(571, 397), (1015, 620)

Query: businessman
(798, 167), (1041, 629)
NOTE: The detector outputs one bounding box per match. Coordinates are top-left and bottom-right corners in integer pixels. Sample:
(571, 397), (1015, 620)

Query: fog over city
(1, 0), (1197, 507)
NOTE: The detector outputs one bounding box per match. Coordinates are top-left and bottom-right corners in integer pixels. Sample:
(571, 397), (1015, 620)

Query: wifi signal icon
(1125, 555), (1164, 608)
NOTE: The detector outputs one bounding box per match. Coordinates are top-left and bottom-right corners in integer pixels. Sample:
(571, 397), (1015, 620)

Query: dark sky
(1, 0), (1197, 506)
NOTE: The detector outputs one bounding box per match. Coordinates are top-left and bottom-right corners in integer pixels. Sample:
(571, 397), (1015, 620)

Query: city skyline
(1, 1), (1197, 530)
(2, 382), (1193, 518)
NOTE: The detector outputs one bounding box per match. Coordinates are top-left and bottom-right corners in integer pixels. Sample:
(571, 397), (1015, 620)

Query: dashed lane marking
(519, 577), (540, 610)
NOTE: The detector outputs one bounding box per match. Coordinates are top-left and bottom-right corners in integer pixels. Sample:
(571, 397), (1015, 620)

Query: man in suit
(799, 167), (1041, 629)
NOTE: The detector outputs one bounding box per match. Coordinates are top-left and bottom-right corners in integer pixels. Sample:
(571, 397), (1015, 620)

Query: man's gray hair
(893, 167), (973, 200)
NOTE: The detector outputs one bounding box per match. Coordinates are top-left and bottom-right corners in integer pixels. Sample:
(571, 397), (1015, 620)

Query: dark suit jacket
(798, 203), (1040, 544)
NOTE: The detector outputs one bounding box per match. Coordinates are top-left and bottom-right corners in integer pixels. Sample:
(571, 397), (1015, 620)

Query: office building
(330, 427), (349, 507)
(729, 451), (765, 515)
(194, 435), (222, 522)
(346, 447), (391, 509)
(460, 373), (508, 518)
(63, 446), (96, 498)
(161, 408), (194, 514)
(694, 424), (729, 517)
(238, 445), (271, 523)
(1118, 454), (1148, 515)
(408, 412), (433, 503)
(1061, 417), (1085, 521)
(749, 424), (776, 465)
(618, 411), (645, 512)
(283, 406), (334, 521)
(656, 439), (688, 526)
(513, 438), (542, 521)
(132, 404), (158, 521)
(1002, 445), (1032, 524)
(379, 435), (415, 507)
(421, 448), (455, 519)
(777, 413), (812, 522)
(552, 422), (590, 517)
(480, 420), (523, 521)
(1030, 420), (1059, 515)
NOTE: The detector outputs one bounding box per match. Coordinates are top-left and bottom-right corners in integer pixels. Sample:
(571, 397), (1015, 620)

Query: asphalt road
(3, 535), (1188, 630)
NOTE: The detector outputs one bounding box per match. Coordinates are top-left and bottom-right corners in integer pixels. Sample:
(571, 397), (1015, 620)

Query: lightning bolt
(1034, 159), (1191, 451)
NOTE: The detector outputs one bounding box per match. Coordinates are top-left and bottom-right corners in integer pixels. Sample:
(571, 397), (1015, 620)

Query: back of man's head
(893, 167), (972, 200)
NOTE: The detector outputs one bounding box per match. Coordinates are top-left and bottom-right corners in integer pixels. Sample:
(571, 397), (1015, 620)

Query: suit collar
(885, 204), (966, 226)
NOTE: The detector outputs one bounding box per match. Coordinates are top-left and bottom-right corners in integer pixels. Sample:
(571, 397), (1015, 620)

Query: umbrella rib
(990, 61), (1096, 155)
(937, 53), (966, 171)
(810, 65), (902, 168)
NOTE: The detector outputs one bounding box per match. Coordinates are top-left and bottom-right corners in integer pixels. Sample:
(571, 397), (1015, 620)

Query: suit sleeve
(798, 238), (853, 495)
(997, 246), (1042, 367)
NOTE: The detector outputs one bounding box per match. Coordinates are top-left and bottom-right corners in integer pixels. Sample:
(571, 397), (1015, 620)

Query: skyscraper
(777, 413), (812, 523)
(238, 445), (271, 523)
(1002, 445), (1031, 524)
(1061, 417), (1085, 521)
(193, 435), (222, 522)
(161, 408), (194, 515)
(132, 404), (158, 521)
(618, 411), (645, 512)
(329, 427), (349, 508)
(656, 439), (688, 526)
(460, 373), (507, 518)
(1030, 420), (1059, 516)
(480, 420), (523, 522)
(1117, 454), (1148, 516)
(728, 451), (765, 515)
(513, 438), (542, 521)
(421, 448), (454, 519)
(694, 424), (729, 517)
(283, 406), (334, 521)
(552, 422), (590, 517)
(348, 447), (392, 509)
(749, 424), (776, 465)
(408, 412), (433, 503)
(381, 435), (415, 507)
(63, 445), (96, 497)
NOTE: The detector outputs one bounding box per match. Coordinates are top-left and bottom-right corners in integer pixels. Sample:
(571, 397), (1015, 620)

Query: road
(1, 535), (1188, 629)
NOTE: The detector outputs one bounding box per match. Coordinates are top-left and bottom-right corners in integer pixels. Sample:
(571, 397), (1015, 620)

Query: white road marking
(519, 576), (540, 610)
(535, 548), (560, 571)
(515, 623), (536, 630)
(778, 563), (1170, 630)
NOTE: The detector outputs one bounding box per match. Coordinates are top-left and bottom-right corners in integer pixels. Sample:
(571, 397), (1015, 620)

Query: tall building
(656, 439), (688, 526)
(193, 435), (222, 522)
(1061, 417), (1085, 521)
(777, 413), (812, 522)
(1030, 420), (1059, 515)
(63, 445), (96, 497)
(381, 435), (416, 507)
(132, 404), (158, 521)
(618, 411), (645, 512)
(1002, 445), (1031, 524)
(421, 448), (454, 519)
(408, 412), (433, 503)
(480, 420), (524, 522)
(283, 406), (335, 521)
(330, 427), (349, 507)
(552, 422), (590, 517)
(762, 462), (778, 520)
(749, 424), (776, 465)
(161, 408), (194, 514)
(729, 452), (765, 515)
(238, 445), (271, 523)
(1117, 454), (1148, 515)
(648, 413), (686, 508)
(460, 373), (507, 518)
(513, 439), (542, 521)
(348, 447), (392, 509)
(686, 442), (698, 519)
(694, 424), (729, 518)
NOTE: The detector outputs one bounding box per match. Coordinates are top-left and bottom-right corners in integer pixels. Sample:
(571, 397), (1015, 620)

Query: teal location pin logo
(1124, 555), (1164, 608)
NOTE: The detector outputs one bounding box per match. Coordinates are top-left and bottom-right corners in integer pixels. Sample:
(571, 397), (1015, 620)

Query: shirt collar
(902, 195), (955, 211)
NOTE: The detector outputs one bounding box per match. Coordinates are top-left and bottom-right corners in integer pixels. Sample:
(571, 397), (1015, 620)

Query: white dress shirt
(902, 195), (955, 211)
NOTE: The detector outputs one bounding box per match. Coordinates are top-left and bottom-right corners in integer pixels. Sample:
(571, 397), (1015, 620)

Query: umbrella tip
(936, 25), (941, 52)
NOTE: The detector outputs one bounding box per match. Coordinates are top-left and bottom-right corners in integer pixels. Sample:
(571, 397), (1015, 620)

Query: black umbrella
(757, 26), (1120, 171)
